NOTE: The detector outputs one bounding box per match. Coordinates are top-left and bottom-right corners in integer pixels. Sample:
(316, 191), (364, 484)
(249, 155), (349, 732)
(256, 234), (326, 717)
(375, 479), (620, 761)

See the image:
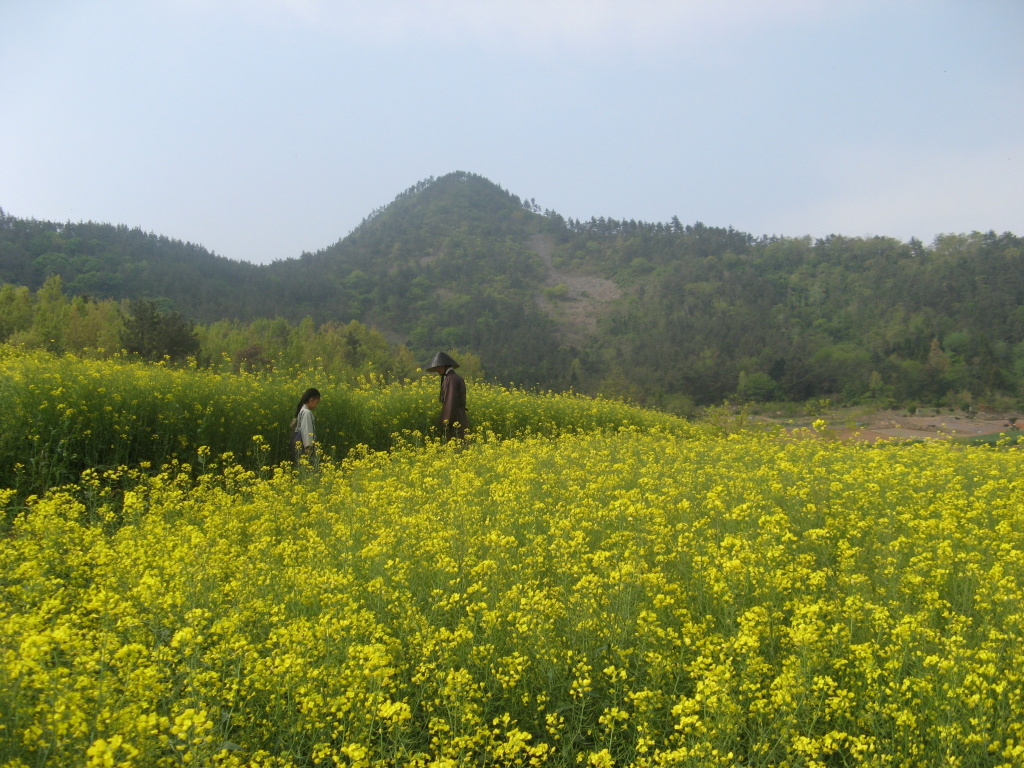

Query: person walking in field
(426, 352), (469, 441)
(291, 387), (321, 467)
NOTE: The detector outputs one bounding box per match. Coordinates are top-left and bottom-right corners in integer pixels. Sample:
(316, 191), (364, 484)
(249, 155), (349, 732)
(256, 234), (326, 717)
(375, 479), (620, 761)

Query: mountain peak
(352, 171), (531, 235)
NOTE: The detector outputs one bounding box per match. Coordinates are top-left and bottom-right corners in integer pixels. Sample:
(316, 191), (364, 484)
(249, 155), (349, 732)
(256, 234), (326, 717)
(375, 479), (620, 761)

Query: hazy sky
(3, 1), (1022, 265)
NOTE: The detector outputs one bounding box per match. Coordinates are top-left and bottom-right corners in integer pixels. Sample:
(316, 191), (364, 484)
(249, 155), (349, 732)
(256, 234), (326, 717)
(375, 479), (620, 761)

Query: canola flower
(1, 426), (1022, 767)
(0, 346), (685, 501)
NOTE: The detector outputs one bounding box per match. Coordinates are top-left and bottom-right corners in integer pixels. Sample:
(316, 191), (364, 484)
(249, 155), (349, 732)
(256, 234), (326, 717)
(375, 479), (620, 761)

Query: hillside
(2, 173), (1023, 407)
(261, 173), (575, 385)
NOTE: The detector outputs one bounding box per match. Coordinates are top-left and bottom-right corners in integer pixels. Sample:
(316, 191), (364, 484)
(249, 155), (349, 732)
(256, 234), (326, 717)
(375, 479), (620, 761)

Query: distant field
(753, 407), (1022, 446)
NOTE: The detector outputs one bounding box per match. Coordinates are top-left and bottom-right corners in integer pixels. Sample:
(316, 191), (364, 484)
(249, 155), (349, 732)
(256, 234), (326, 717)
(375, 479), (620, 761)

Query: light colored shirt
(296, 404), (316, 449)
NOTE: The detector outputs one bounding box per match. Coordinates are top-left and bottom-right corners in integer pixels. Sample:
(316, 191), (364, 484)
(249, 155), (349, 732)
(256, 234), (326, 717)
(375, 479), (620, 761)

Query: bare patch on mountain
(530, 233), (621, 344)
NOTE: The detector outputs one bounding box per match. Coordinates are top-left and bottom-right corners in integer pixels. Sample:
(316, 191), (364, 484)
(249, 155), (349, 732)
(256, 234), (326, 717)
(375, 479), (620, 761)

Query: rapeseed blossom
(2, 423), (1022, 766)
(0, 346), (687, 498)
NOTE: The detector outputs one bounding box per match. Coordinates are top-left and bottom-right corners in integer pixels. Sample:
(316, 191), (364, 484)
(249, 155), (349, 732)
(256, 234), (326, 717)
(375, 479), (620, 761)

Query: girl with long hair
(291, 387), (321, 466)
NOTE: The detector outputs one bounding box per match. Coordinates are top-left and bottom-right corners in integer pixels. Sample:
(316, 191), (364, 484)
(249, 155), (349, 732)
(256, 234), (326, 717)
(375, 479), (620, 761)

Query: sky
(2, 1), (1022, 265)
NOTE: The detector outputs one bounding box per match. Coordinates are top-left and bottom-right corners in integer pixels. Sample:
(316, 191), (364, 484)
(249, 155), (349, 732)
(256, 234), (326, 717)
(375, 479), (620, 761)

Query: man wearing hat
(426, 351), (469, 441)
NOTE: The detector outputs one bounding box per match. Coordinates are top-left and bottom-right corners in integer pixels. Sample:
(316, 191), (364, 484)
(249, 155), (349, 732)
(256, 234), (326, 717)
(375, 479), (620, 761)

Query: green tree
(65, 295), (123, 353)
(31, 274), (69, 353)
(0, 284), (33, 341)
(736, 371), (780, 403)
(123, 299), (200, 361)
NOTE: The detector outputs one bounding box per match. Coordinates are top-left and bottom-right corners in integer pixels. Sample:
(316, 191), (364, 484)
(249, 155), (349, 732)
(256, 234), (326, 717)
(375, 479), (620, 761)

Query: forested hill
(0, 214), (266, 319)
(263, 173), (568, 385)
(2, 171), (1023, 407)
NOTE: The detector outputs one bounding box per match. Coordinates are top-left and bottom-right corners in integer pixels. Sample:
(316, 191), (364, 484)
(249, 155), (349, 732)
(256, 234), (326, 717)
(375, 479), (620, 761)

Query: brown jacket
(439, 368), (469, 436)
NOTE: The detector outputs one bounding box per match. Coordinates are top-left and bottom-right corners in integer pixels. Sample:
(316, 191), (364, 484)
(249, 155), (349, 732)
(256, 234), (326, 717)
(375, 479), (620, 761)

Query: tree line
(571, 229), (1024, 411)
(0, 276), (431, 384)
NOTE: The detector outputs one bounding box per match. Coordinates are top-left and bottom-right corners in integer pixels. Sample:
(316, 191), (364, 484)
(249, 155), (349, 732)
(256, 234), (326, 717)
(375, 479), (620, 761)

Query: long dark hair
(294, 387), (321, 419)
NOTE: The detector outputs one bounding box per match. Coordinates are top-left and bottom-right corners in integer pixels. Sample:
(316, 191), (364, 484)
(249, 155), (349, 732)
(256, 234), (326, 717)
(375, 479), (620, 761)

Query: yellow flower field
(0, 347), (686, 498)
(2, 426), (1022, 767)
